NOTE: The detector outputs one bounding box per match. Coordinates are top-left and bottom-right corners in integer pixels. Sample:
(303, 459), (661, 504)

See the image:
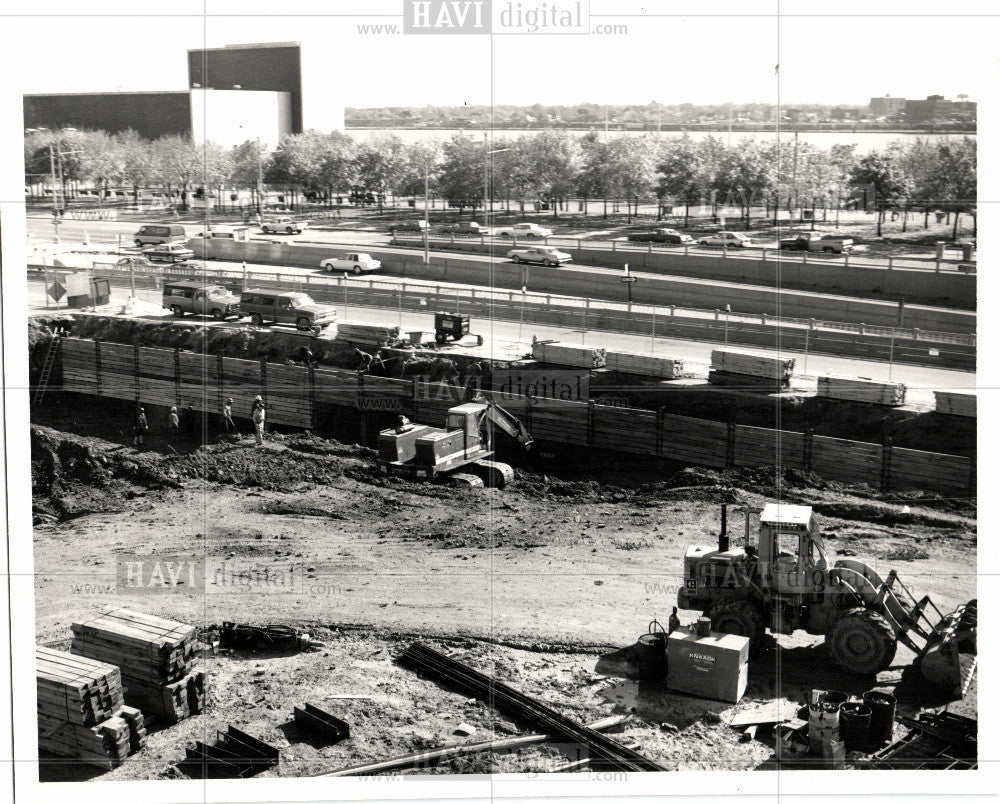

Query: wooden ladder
(33, 330), (63, 405)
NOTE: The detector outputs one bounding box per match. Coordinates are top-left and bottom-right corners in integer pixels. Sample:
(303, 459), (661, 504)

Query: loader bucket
(919, 599), (977, 693)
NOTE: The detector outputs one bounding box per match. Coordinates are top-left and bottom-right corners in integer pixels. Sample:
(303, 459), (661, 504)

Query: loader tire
(826, 607), (897, 675)
(709, 599), (764, 646)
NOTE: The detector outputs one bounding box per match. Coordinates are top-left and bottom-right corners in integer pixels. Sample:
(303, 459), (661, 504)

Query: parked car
(239, 289), (338, 331)
(162, 281), (240, 320)
(320, 252), (382, 275)
(141, 242), (196, 263)
(627, 228), (695, 244)
(190, 224), (248, 241)
(390, 220), (430, 234)
(439, 221), (486, 235)
(495, 222), (552, 239)
(779, 232), (854, 254)
(261, 216), (308, 234)
(697, 231), (752, 249)
(507, 245), (571, 266)
(133, 223), (186, 246)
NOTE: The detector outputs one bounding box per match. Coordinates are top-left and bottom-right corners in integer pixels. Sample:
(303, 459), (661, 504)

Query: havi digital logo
(404, 0), (491, 34)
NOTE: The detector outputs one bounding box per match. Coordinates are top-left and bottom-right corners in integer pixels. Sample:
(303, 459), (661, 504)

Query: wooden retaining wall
(57, 338), (974, 496)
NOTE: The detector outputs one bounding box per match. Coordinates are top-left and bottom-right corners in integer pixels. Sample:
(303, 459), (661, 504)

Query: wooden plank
(811, 435), (882, 485)
(604, 351), (683, 379)
(817, 376), (906, 406)
(711, 350), (794, 380)
(733, 425), (805, 470)
(532, 341), (607, 368)
(934, 391), (976, 418)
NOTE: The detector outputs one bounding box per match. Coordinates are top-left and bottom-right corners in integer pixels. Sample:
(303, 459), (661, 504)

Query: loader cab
(757, 504), (827, 596)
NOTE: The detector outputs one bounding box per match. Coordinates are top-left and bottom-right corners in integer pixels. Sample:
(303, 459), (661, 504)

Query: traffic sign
(47, 281), (66, 302)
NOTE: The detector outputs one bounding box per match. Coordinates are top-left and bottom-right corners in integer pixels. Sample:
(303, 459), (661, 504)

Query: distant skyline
(5, 0), (993, 133)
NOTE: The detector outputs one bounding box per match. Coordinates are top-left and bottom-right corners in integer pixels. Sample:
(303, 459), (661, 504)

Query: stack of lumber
(36, 647), (146, 769)
(605, 350), (683, 379)
(531, 341), (607, 368)
(71, 608), (206, 724)
(935, 391), (976, 418)
(817, 376), (906, 406)
(335, 322), (400, 346)
(709, 350), (794, 388)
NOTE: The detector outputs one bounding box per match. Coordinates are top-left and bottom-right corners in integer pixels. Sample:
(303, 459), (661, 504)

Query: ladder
(33, 330), (63, 405)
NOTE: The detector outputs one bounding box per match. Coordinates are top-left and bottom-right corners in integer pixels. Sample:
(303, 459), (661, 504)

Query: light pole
(424, 158), (430, 264)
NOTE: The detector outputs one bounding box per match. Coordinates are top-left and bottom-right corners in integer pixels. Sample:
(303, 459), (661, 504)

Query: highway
(26, 215), (972, 273)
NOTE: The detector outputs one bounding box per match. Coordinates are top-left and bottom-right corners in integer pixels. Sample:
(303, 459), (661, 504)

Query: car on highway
(133, 223), (186, 246)
(507, 245), (572, 266)
(163, 281), (240, 320)
(320, 252), (382, 275)
(495, 222), (552, 239)
(141, 242), (196, 263)
(261, 216), (308, 234)
(627, 227), (695, 244)
(438, 221), (486, 236)
(697, 231), (752, 249)
(779, 232), (854, 254)
(239, 289), (338, 331)
(190, 224), (249, 241)
(390, 220), (430, 235)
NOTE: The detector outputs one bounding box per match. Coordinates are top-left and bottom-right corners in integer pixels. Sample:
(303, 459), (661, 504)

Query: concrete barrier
(190, 239), (976, 335)
(391, 237), (976, 310)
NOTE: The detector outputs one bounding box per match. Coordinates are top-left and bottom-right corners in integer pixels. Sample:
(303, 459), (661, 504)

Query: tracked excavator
(677, 503), (977, 693)
(377, 399), (533, 488)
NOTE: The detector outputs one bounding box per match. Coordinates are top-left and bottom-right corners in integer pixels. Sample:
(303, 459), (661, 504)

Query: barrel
(636, 632), (667, 680)
(839, 702), (872, 751)
(808, 701), (840, 745)
(862, 690), (896, 745)
(819, 690), (848, 708)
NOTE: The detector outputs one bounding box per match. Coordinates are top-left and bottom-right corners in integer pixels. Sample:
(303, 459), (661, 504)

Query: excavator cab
(757, 504), (828, 596)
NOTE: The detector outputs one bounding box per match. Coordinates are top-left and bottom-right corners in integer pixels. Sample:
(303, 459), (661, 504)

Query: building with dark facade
(24, 42), (304, 147)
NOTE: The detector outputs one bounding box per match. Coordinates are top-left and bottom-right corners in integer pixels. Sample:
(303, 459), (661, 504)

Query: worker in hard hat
(251, 395), (266, 445)
(167, 406), (181, 442)
(221, 397), (236, 435)
(133, 406), (148, 449)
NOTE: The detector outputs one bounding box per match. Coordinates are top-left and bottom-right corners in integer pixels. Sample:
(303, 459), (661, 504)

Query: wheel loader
(376, 399), (532, 488)
(676, 503), (977, 692)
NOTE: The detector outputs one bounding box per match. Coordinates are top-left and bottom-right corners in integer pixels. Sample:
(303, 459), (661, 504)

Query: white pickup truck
(320, 252), (382, 275)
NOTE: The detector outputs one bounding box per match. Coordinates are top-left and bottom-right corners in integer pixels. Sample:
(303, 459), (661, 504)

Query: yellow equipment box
(667, 630), (750, 703)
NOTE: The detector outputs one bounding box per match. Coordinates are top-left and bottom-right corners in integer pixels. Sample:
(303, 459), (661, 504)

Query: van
(163, 281), (240, 320)
(134, 224), (186, 246)
(239, 289), (337, 331)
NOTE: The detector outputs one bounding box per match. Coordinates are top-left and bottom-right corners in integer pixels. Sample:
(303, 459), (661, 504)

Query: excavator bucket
(918, 599), (977, 693)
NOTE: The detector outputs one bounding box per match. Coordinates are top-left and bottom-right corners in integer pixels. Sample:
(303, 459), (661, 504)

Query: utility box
(667, 630), (750, 703)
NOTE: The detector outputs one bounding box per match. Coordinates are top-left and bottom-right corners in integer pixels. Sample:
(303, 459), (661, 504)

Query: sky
(4, 0), (996, 132)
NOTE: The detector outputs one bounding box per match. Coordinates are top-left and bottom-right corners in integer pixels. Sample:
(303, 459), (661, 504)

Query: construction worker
(668, 606), (682, 634)
(251, 395), (266, 445)
(133, 406), (148, 449)
(167, 406), (181, 441)
(220, 397), (236, 435)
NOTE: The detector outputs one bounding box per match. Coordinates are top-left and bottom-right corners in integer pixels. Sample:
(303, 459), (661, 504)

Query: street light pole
(424, 159), (430, 264)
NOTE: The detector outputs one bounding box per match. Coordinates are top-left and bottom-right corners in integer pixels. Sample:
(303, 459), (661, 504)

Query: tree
(656, 134), (702, 225)
(436, 135), (483, 214)
(521, 131), (579, 217)
(719, 139), (776, 230)
(931, 138), (976, 239)
(850, 151), (913, 236)
(231, 139), (269, 210)
(151, 135), (203, 211)
(353, 133), (406, 213)
(577, 133), (612, 218)
(601, 136), (657, 222)
(266, 130), (356, 206)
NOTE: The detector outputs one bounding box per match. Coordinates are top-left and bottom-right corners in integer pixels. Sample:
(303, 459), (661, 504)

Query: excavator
(377, 398), (533, 488)
(677, 503), (977, 694)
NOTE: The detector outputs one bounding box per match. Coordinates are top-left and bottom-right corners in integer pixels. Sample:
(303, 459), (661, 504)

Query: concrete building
(904, 95), (977, 125)
(869, 95), (907, 116)
(24, 42), (312, 147)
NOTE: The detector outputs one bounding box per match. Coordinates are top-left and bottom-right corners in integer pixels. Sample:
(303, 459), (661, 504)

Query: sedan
(697, 232), (752, 249)
(627, 228), (695, 244)
(439, 221), (486, 235)
(141, 242), (196, 263)
(320, 252), (382, 275)
(496, 222), (553, 239)
(507, 246), (571, 266)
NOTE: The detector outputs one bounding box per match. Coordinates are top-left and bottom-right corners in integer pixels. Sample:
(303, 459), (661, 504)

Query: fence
(78, 261), (976, 371)
(58, 337), (974, 496)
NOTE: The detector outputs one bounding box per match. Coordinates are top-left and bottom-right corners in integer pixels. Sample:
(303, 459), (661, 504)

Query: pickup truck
(779, 233), (853, 254)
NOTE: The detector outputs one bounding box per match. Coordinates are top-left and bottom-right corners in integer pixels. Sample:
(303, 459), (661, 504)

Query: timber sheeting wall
(57, 338), (973, 496)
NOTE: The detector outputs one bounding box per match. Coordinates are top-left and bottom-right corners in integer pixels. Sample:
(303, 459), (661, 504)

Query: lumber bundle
(709, 350), (794, 388)
(817, 376), (906, 406)
(531, 341), (607, 368)
(71, 608), (206, 724)
(604, 350), (683, 379)
(36, 647), (146, 769)
(335, 322), (400, 346)
(935, 391), (976, 418)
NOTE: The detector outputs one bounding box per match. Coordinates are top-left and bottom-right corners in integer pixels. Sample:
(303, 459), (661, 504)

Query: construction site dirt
(31, 387), (977, 780)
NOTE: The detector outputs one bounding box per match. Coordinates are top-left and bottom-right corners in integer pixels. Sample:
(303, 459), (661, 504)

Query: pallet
(708, 369), (790, 390)
(710, 350), (794, 381)
(604, 350), (683, 379)
(531, 341), (607, 369)
(817, 376), (905, 406)
(934, 391), (976, 418)
(335, 322), (400, 346)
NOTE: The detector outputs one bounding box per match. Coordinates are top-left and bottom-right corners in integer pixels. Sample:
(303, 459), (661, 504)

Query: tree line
(25, 128), (976, 236)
